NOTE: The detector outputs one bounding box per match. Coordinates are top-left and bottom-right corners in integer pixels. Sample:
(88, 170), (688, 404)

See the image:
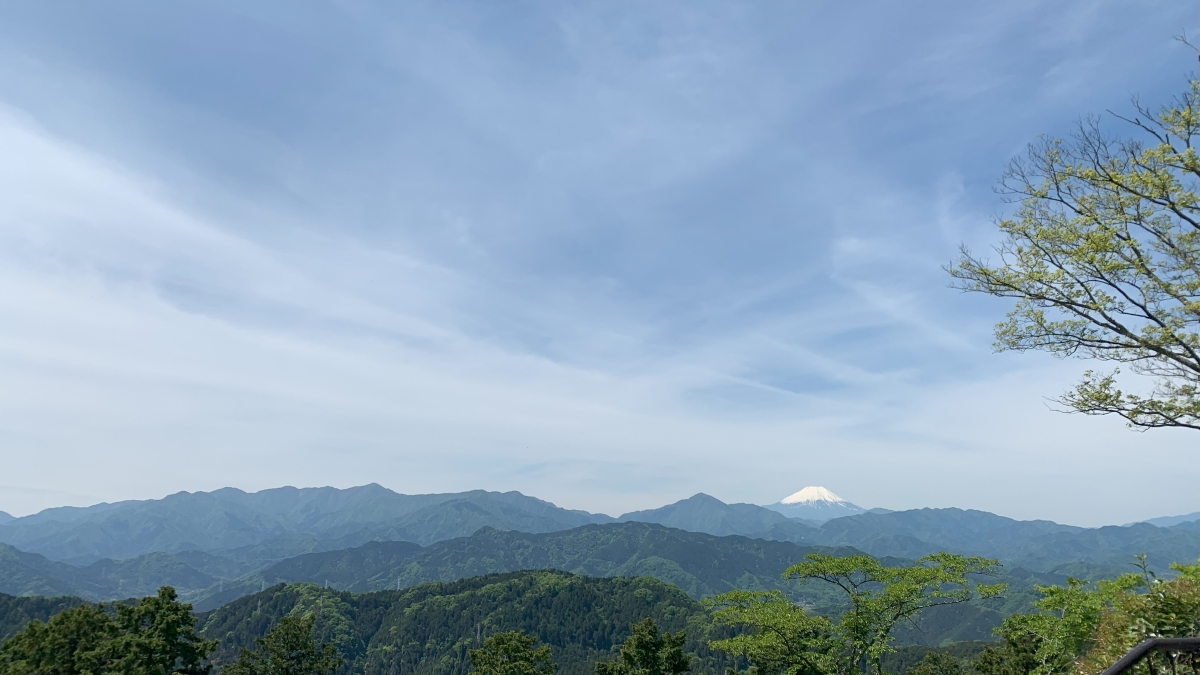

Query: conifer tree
(223, 614), (342, 675)
(595, 618), (689, 675)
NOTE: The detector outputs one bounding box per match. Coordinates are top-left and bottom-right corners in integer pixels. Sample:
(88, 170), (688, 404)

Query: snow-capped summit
(765, 486), (865, 523)
(781, 486), (845, 505)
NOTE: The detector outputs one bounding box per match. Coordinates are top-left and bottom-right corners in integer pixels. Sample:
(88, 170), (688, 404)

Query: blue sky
(0, 1), (1196, 525)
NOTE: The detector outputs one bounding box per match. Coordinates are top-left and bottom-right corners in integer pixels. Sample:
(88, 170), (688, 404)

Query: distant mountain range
(617, 493), (820, 534)
(0, 485), (611, 562)
(1138, 512), (1200, 528)
(0, 484), (1195, 618)
(3, 485), (1193, 565)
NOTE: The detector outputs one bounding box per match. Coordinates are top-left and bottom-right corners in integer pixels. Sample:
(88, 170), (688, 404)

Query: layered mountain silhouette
(617, 493), (819, 536)
(0, 485), (611, 562)
(1138, 512), (1200, 527)
(0, 525), (1045, 646)
(0, 485), (1195, 617)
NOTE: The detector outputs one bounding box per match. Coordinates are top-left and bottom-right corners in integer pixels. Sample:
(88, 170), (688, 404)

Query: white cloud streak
(0, 1), (1195, 525)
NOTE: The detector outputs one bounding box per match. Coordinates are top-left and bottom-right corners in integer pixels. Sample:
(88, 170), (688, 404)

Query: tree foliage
(0, 586), (214, 675)
(973, 572), (1143, 675)
(1075, 561), (1200, 675)
(595, 618), (689, 675)
(705, 590), (836, 675)
(223, 614), (342, 675)
(0, 603), (116, 675)
(948, 80), (1200, 430)
(908, 652), (964, 675)
(707, 553), (1004, 675)
(785, 553), (1004, 675)
(469, 631), (556, 675)
(973, 559), (1200, 675)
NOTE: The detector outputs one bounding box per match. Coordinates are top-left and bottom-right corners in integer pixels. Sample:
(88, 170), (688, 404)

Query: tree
(224, 614), (342, 675)
(595, 618), (689, 675)
(908, 652), (964, 675)
(101, 587), (216, 675)
(0, 586), (214, 675)
(469, 631), (556, 675)
(972, 562), (1157, 675)
(1075, 561), (1200, 675)
(0, 603), (116, 675)
(705, 590), (837, 675)
(972, 629), (1043, 675)
(971, 559), (1200, 675)
(784, 553), (1005, 675)
(948, 80), (1200, 430)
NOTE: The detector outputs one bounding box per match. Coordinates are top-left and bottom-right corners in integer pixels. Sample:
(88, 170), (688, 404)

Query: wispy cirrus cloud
(0, 1), (1195, 525)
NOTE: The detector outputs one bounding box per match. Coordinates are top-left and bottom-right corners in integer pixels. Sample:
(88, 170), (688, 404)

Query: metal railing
(1098, 638), (1200, 675)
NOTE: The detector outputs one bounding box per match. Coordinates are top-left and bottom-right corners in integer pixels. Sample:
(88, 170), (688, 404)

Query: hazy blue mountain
(0, 511), (12, 524)
(764, 486), (866, 523)
(0, 543), (81, 598)
(341, 492), (611, 545)
(195, 522), (853, 610)
(4, 486), (1195, 613)
(0, 521), (1131, 650)
(1139, 512), (1200, 527)
(275, 523), (842, 594)
(0, 542), (218, 601)
(0, 521), (856, 611)
(1002, 522), (1200, 571)
(814, 509), (1197, 572)
(0, 485), (611, 561)
(208, 521), (1062, 646)
(617, 493), (818, 537)
(817, 508), (1082, 554)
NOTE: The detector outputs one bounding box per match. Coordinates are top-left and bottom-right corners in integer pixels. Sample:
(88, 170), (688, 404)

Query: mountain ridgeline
(0, 485), (612, 563)
(0, 485), (1195, 636)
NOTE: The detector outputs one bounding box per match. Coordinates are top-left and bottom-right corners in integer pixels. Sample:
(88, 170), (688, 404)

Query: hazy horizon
(1, 482), (1196, 530)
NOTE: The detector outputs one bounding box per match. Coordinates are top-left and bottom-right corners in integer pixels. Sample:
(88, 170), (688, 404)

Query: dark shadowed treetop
(594, 618), (689, 675)
(224, 614), (342, 675)
(0, 586), (214, 675)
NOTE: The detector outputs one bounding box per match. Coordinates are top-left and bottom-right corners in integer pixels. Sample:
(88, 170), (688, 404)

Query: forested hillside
(256, 523), (842, 598)
(203, 523), (1070, 645)
(4, 509), (1192, 627)
(0, 593), (83, 641)
(196, 571), (735, 675)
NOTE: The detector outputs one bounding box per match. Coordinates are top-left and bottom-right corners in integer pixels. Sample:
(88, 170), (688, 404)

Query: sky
(0, 1), (1197, 526)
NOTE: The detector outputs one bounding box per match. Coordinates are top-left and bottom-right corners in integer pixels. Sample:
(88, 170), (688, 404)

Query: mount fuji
(763, 486), (867, 523)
